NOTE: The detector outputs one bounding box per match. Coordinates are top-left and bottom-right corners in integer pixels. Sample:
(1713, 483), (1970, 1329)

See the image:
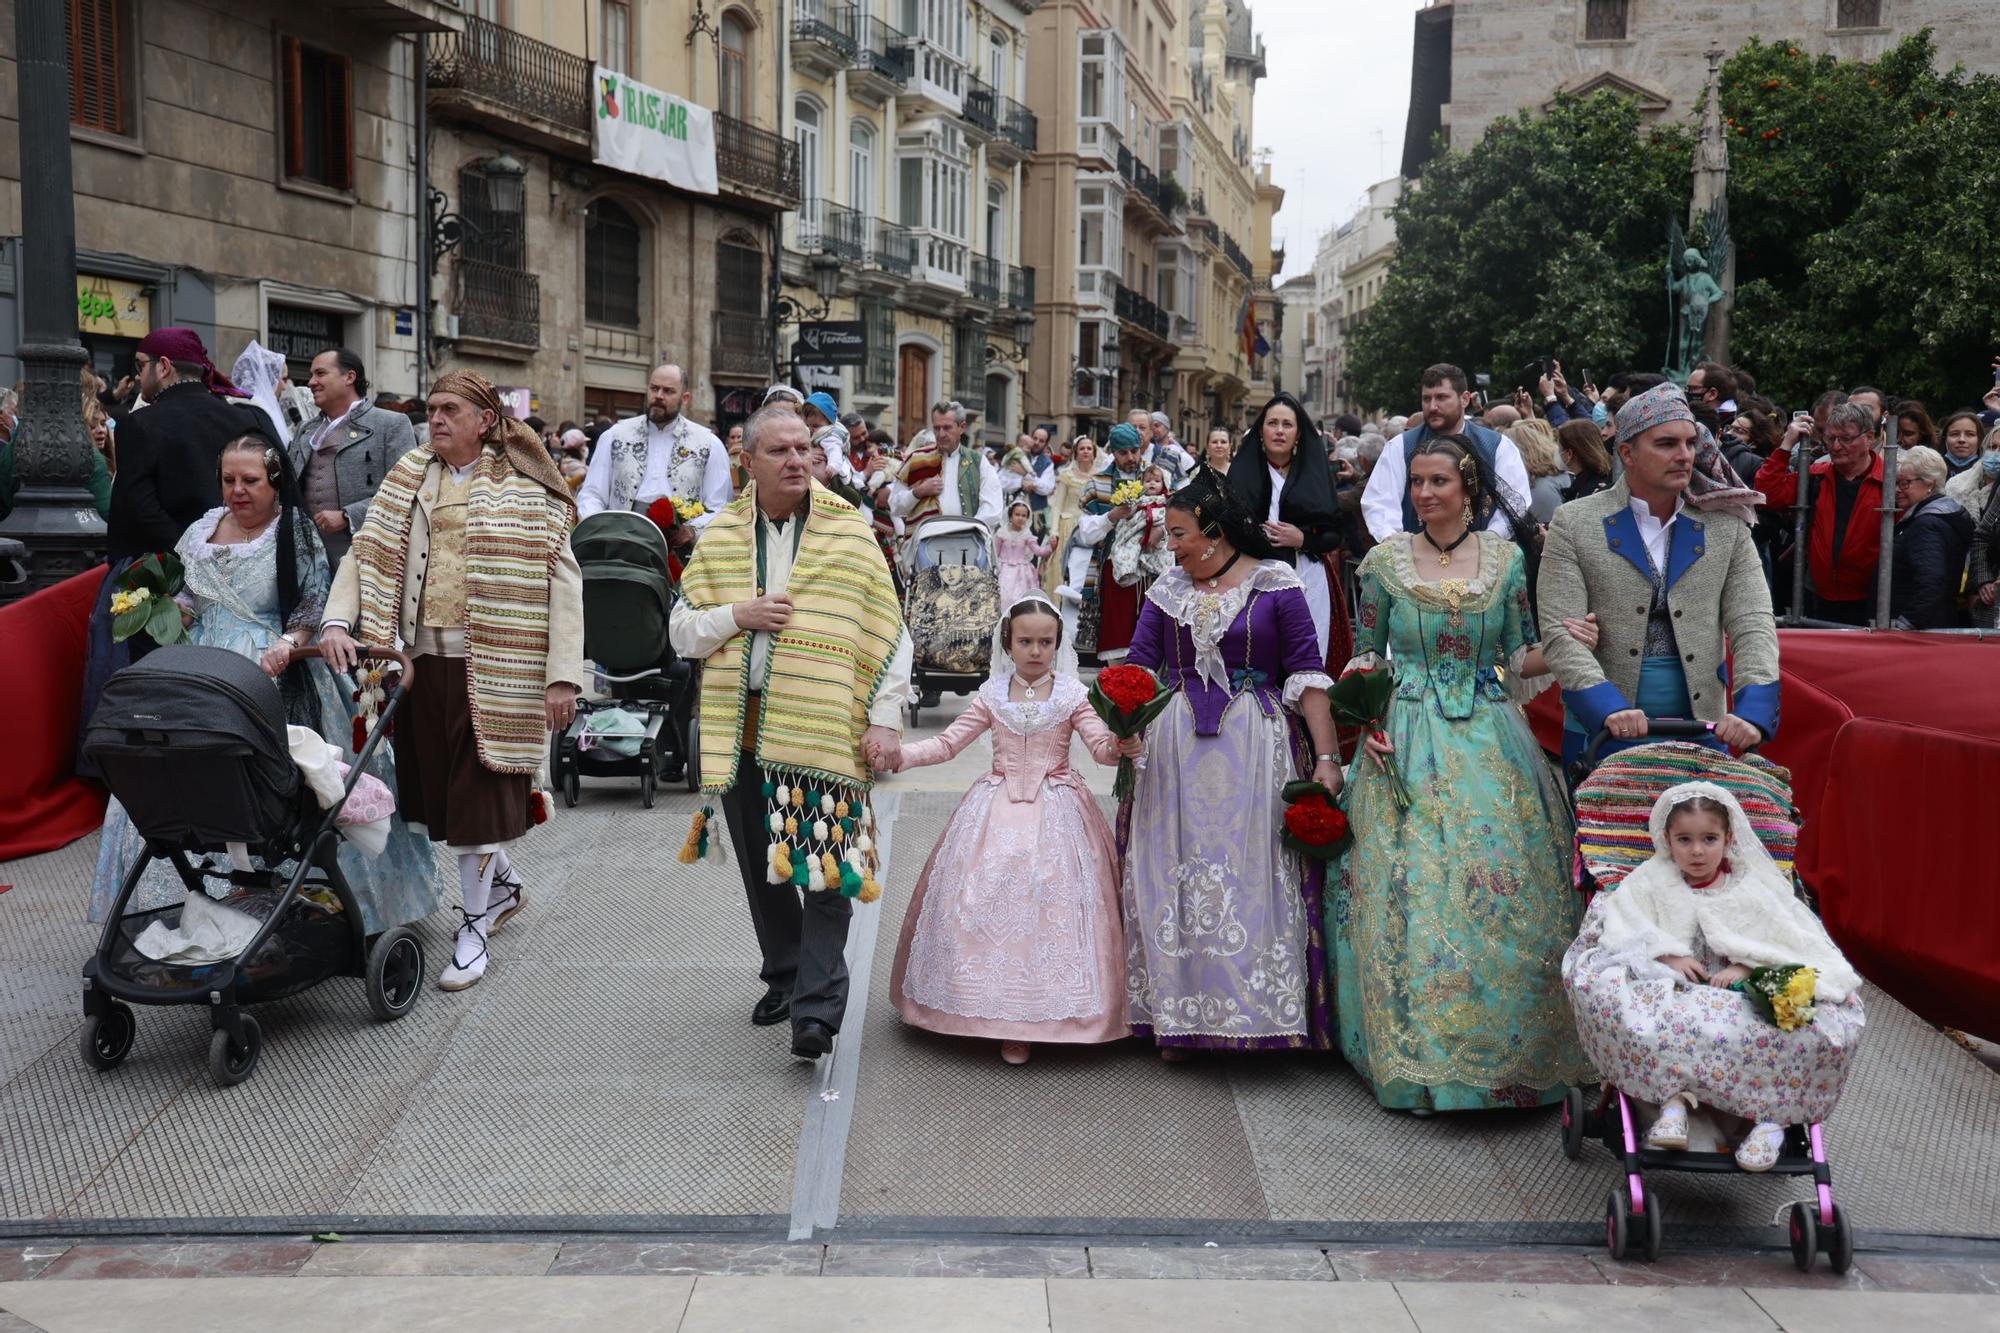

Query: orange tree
(1346, 92), (1691, 413)
(1723, 31), (2000, 409)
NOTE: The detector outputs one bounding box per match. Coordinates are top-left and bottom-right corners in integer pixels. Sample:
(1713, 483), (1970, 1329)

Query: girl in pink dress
(886, 595), (1138, 1064)
(995, 501), (1052, 608)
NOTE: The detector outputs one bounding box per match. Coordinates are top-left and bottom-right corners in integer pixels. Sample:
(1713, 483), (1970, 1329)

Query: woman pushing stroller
(1564, 782), (1866, 1172)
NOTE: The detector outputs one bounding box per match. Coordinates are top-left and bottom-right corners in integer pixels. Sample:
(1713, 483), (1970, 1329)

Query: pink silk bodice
(898, 675), (1118, 803)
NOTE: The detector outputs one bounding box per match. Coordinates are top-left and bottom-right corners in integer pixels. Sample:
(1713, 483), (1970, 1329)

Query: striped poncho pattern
(1573, 740), (1799, 891)
(350, 445), (572, 774)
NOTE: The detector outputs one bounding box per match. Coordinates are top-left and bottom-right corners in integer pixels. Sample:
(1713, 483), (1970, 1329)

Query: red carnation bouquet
(1329, 666), (1412, 810)
(1089, 664), (1177, 802)
(1280, 780), (1350, 860)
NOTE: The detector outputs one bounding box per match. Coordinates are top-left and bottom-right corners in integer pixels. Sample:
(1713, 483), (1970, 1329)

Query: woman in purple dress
(1122, 468), (1341, 1055)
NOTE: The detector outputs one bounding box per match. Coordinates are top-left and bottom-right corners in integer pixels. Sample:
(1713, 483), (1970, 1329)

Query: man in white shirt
(1362, 363), (1535, 543)
(575, 363), (733, 541)
(999, 430), (1058, 529)
(668, 406), (910, 1059)
(889, 400), (1002, 528)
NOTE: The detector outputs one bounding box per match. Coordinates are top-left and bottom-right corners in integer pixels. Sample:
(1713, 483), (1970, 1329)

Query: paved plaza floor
(3, 691), (1996, 1290)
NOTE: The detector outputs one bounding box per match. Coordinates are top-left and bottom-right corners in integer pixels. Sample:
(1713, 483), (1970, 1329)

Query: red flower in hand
(1096, 664), (1158, 714)
(646, 497), (679, 531)
(1283, 794), (1348, 847)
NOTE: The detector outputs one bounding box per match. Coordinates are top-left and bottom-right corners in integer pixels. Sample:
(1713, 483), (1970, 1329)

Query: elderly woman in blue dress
(89, 434), (437, 932)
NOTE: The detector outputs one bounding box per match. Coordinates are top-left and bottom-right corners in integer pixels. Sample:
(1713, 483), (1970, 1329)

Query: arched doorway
(898, 344), (933, 446)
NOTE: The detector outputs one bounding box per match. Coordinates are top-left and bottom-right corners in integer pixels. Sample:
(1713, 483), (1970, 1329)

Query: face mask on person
(1983, 452), (2000, 478)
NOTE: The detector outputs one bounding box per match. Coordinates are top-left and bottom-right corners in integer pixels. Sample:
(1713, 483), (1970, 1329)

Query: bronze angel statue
(1666, 198), (1729, 383)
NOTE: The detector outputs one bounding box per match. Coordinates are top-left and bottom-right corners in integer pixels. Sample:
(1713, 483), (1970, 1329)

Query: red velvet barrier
(0, 568), (109, 861)
(1807, 720), (2000, 1035)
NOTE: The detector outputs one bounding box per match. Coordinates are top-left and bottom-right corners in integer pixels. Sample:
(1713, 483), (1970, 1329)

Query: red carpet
(0, 568), (109, 861)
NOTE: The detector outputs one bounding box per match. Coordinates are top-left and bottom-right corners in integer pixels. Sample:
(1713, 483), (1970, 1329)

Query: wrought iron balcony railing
(797, 200), (870, 264)
(855, 17), (914, 84)
(969, 253), (1003, 304)
(793, 1), (857, 58)
(712, 310), (772, 378)
(1006, 264), (1035, 310)
(427, 16), (592, 137)
(455, 258), (541, 347)
(1222, 230), (1253, 278)
(716, 113), (801, 206)
(998, 94), (1037, 152)
(962, 76), (999, 134)
(870, 219), (917, 275)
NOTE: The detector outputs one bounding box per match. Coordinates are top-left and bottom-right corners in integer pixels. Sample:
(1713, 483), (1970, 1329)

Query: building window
(468, 0), (500, 18)
(952, 317), (985, 408)
(1583, 0), (1628, 41)
(1835, 0), (1882, 27)
(1078, 319), (1102, 370)
(717, 232), (764, 314)
(849, 121), (876, 217)
(985, 180), (1007, 260)
(795, 98), (824, 205)
(68, 0), (133, 136)
(459, 164), (525, 268)
(585, 199), (642, 328)
(860, 298), (895, 395)
(897, 123), (968, 240)
(984, 372), (1010, 437)
(600, 0), (631, 74)
(281, 38), (353, 190)
(988, 29), (1008, 93)
(719, 11), (750, 121)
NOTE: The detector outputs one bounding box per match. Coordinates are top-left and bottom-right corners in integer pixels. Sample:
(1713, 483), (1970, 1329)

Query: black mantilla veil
(219, 432), (329, 726)
(1224, 391), (1343, 561)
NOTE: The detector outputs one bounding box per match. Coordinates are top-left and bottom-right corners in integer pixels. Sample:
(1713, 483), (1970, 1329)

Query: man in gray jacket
(1538, 381), (1781, 768)
(288, 347), (417, 571)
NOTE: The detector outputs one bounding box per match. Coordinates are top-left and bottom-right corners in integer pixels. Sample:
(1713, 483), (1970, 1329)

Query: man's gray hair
(1149, 411), (1171, 428)
(930, 398), (969, 426)
(840, 412), (867, 429)
(1357, 432), (1387, 467)
(743, 402), (809, 454)
(1827, 401), (1879, 439)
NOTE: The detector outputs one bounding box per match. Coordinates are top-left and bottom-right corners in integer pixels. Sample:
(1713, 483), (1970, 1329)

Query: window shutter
(328, 53), (354, 190)
(68, 0), (125, 133)
(283, 36), (305, 179)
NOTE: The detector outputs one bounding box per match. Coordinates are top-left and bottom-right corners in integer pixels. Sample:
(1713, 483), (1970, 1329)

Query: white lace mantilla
(978, 673), (1087, 737)
(1144, 559), (1302, 690)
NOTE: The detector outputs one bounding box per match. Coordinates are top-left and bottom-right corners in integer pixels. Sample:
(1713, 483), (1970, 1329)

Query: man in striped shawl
(670, 405), (911, 1061)
(321, 369), (587, 992)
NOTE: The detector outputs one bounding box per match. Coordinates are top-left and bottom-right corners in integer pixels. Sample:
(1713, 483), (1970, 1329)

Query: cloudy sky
(1253, 0), (1428, 281)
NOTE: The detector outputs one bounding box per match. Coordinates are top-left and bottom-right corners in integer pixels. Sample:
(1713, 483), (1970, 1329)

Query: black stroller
(550, 510), (698, 809)
(81, 644), (424, 1087)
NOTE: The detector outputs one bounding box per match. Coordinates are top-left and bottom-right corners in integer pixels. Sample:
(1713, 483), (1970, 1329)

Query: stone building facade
(0, 0), (448, 395)
(1020, 0), (1271, 446)
(426, 0), (797, 430)
(777, 0), (1037, 446)
(1406, 0), (2000, 175)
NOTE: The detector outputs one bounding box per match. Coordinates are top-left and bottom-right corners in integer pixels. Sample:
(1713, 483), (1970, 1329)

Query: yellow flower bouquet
(1108, 479), (1146, 508)
(672, 497), (706, 523)
(109, 552), (188, 645)
(1737, 964), (1819, 1032)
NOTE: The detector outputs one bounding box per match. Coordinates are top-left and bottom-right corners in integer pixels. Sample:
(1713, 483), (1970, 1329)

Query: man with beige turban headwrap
(319, 369), (588, 991)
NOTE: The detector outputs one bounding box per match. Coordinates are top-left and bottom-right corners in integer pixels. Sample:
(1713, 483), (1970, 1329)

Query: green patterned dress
(1330, 534), (1591, 1111)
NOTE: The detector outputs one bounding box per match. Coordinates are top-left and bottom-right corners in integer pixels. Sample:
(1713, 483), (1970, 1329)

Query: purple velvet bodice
(1125, 576), (1323, 736)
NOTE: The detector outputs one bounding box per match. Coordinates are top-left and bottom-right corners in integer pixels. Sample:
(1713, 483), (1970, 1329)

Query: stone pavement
(3, 687), (1997, 1282)
(2, 1239), (2000, 1332)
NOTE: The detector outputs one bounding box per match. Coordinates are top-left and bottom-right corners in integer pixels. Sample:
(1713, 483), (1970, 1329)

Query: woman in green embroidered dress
(1331, 436), (1595, 1113)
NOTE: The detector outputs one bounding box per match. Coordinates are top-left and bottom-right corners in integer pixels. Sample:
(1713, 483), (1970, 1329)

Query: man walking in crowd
(670, 405), (909, 1061)
(1362, 363), (1534, 542)
(1001, 428), (1057, 531)
(287, 347), (417, 573)
(1056, 422), (1150, 660)
(1755, 399), (1885, 625)
(576, 363), (732, 539)
(890, 400), (1001, 528)
(1147, 411), (1196, 481)
(1539, 382), (1780, 767)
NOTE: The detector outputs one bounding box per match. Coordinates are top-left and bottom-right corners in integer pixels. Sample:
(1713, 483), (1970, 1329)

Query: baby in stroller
(1565, 780), (1866, 1173)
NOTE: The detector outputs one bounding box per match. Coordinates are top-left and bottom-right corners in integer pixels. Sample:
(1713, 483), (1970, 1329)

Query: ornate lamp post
(0, 0), (104, 602)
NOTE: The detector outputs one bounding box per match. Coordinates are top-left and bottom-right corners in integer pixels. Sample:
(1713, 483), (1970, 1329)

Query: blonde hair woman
(1508, 417), (1567, 524)
(1042, 436), (1100, 597)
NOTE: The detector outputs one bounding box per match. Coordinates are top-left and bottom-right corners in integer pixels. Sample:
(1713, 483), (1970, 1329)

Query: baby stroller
(900, 515), (998, 725)
(81, 644), (424, 1088)
(551, 510), (698, 809)
(1558, 720), (1855, 1273)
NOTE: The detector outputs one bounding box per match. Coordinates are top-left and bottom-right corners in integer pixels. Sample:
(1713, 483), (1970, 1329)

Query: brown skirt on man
(396, 653), (531, 846)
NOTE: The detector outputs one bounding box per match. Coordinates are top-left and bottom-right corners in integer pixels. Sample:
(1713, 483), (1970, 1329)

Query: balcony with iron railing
(455, 258), (541, 348)
(427, 16), (592, 148)
(1006, 264), (1035, 311)
(792, 0), (856, 73)
(851, 17), (915, 101)
(968, 253), (1002, 304)
(961, 76), (999, 137)
(869, 218), (918, 276)
(1222, 230), (1253, 278)
(712, 310), (772, 378)
(793, 200), (871, 265)
(1113, 281), (1171, 341)
(716, 114), (801, 210)
(998, 94), (1037, 154)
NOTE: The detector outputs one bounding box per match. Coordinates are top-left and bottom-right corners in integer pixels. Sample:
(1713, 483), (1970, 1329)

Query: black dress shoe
(751, 987), (790, 1027)
(791, 1018), (835, 1059)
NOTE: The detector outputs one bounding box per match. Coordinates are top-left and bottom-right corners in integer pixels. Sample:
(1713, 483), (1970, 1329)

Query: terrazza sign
(593, 70), (718, 196)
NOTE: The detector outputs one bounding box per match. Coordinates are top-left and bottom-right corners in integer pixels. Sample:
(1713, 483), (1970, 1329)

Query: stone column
(1, 0), (103, 601)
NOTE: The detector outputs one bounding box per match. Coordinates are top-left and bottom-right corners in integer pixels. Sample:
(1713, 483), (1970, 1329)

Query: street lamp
(427, 153), (530, 277)
(775, 255), (841, 324)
